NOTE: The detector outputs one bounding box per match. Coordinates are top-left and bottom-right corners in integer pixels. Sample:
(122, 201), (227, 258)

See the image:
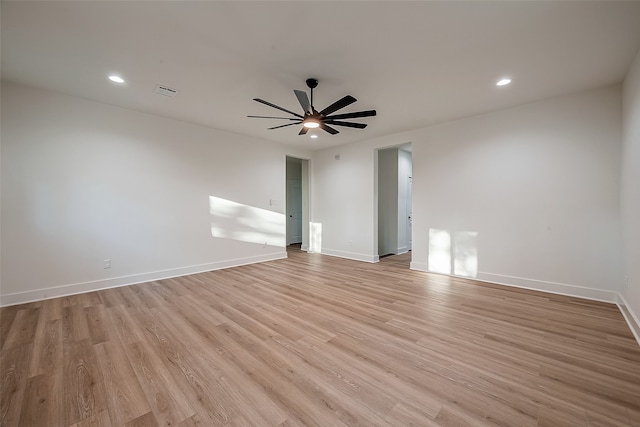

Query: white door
(287, 179), (302, 244)
(407, 176), (412, 250)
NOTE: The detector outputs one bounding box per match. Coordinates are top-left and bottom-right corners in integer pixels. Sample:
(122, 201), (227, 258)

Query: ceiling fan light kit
(249, 78), (376, 136)
(303, 119), (320, 129)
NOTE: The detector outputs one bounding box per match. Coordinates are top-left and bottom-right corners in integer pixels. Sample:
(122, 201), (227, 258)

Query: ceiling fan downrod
(306, 78), (318, 113)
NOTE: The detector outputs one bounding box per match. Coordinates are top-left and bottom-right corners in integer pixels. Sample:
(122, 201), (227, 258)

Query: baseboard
(616, 294), (640, 346)
(321, 248), (379, 263)
(475, 271), (619, 303)
(410, 261), (429, 271)
(0, 251), (287, 307)
(409, 264), (617, 303)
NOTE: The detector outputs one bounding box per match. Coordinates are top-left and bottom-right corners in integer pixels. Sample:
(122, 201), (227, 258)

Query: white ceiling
(3, 1), (640, 150)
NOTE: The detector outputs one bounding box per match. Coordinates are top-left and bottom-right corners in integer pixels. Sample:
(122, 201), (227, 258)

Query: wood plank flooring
(2, 247), (640, 426)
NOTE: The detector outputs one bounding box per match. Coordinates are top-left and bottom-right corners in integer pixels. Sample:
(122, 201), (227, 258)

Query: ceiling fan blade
(268, 122), (301, 130)
(320, 122), (339, 135)
(298, 127), (309, 135)
(247, 115), (299, 120)
(324, 110), (377, 120)
(253, 98), (304, 118)
(294, 90), (311, 114)
(324, 120), (367, 129)
(319, 95), (357, 116)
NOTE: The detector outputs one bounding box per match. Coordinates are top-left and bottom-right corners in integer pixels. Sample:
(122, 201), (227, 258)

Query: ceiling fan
(248, 78), (377, 135)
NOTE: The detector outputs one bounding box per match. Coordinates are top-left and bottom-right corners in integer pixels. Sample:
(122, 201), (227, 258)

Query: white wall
(412, 86), (622, 299)
(0, 81), (311, 305)
(313, 86), (623, 301)
(312, 144), (377, 261)
(1, 80), (628, 311)
(621, 48), (640, 332)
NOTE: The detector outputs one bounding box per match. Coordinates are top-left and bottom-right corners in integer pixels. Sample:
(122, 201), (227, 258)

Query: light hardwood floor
(2, 247), (640, 426)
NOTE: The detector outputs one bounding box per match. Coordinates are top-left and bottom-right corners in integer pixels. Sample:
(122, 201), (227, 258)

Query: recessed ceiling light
(496, 78), (512, 87)
(310, 134), (318, 139)
(108, 75), (125, 84)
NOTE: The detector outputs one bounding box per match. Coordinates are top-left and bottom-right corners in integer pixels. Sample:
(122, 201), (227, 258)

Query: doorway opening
(286, 156), (310, 251)
(375, 144), (412, 262)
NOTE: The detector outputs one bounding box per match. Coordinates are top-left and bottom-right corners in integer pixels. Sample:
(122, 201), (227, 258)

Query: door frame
(374, 142), (412, 259)
(285, 156), (311, 251)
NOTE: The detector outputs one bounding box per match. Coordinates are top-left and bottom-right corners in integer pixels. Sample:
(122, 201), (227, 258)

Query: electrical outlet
(103, 259), (111, 269)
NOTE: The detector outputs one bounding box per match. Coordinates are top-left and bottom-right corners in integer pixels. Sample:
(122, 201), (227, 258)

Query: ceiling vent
(154, 85), (178, 98)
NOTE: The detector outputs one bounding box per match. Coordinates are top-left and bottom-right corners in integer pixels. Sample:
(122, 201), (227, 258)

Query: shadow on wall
(428, 228), (478, 277)
(209, 196), (286, 247)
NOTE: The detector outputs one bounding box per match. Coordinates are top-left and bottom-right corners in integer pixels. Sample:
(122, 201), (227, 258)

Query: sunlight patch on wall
(453, 231), (478, 277)
(428, 228), (478, 277)
(428, 229), (452, 274)
(209, 196), (285, 247)
(309, 222), (322, 253)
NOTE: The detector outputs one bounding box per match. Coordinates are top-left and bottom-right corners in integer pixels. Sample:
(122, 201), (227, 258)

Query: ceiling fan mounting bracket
(306, 78), (318, 89)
